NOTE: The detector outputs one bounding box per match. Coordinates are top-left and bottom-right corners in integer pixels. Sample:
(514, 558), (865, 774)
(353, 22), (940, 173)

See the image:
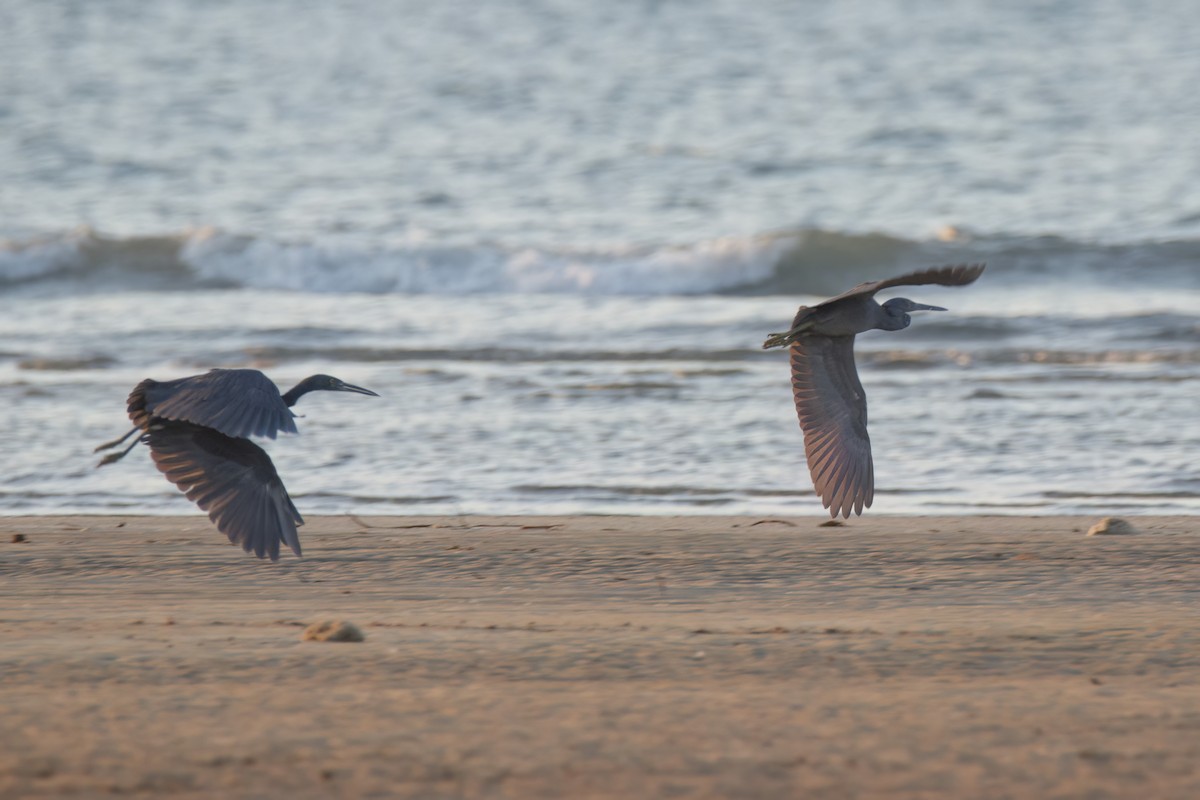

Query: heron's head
(880, 297), (946, 330)
(283, 374), (380, 406)
(302, 374), (380, 397)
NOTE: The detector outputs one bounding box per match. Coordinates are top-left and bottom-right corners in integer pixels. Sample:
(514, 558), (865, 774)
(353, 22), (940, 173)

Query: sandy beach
(2, 514), (1199, 799)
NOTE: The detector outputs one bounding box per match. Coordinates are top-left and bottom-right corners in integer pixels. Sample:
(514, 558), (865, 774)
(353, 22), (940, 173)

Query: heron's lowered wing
(790, 336), (874, 518)
(132, 369), (299, 440)
(823, 263), (985, 306)
(146, 422), (304, 560)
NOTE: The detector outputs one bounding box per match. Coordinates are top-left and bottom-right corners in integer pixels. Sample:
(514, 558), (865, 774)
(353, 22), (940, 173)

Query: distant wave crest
(2, 226), (1197, 296)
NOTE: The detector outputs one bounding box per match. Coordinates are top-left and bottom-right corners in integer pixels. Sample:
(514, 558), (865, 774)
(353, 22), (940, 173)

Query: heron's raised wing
(823, 263), (985, 306)
(131, 369), (298, 440)
(146, 422), (304, 560)
(790, 336), (874, 518)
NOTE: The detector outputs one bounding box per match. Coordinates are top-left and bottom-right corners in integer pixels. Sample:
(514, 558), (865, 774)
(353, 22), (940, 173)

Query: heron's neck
(281, 380), (316, 407)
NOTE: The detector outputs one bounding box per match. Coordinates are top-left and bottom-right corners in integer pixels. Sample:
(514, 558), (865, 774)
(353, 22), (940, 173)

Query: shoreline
(3, 514), (1199, 798)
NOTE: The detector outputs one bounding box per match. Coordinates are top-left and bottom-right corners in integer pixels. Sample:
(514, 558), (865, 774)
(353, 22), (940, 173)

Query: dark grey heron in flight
(762, 263), (985, 518)
(95, 369), (379, 560)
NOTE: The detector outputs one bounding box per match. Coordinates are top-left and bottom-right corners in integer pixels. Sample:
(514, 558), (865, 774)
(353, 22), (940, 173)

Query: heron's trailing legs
(762, 330), (796, 349)
(95, 428), (145, 467)
(95, 426), (139, 453)
(763, 321), (814, 350)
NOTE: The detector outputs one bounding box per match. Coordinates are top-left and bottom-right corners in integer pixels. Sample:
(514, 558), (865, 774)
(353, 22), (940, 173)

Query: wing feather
(822, 263), (985, 306)
(790, 336), (874, 518)
(131, 369), (299, 440)
(146, 422), (304, 560)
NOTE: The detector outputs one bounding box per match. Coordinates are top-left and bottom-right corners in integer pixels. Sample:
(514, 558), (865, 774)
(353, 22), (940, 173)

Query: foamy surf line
(3, 227), (1200, 296)
(0, 227), (790, 295)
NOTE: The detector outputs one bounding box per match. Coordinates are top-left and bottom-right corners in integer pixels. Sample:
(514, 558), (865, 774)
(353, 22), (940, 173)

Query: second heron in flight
(95, 369), (379, 560)
(763, 263), (985, 518)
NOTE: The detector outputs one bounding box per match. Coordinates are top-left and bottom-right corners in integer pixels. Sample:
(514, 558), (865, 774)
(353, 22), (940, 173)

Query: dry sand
(2, 514), (1199, 799)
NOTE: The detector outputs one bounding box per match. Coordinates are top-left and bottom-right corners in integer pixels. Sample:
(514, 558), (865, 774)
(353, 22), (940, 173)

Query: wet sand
(2, 514), (1199, 799)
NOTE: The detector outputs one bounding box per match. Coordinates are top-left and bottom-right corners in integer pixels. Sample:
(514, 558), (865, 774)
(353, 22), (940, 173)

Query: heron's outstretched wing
(130, 369), (298, 440)
(790, 336), (874, 518)
(146, 422), (304, 560)
(824, 263), (985, 306)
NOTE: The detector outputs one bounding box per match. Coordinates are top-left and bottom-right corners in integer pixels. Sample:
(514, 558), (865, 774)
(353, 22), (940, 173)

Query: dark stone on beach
(302, 620), (365, 643)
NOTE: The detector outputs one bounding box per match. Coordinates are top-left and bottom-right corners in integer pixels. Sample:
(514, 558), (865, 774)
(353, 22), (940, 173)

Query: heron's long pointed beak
(336, 381), (380, 397)
(911, 303), (946, 312)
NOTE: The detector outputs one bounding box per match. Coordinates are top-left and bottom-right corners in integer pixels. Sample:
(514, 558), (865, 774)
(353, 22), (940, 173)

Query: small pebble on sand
(302, 620), (366, 643)
(1086, 517), (1138, 536)
(11, 534), (27, 543)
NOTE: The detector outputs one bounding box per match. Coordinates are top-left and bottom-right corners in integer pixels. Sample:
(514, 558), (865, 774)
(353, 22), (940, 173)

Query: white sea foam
(0, 230), (87, 282)
(1, 227), (796, 296)
(179, 228), (791, 295)
(3, 226), (1199, 297)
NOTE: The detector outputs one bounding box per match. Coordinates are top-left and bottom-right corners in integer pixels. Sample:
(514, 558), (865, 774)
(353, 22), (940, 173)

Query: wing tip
(944, 262), (986, 284)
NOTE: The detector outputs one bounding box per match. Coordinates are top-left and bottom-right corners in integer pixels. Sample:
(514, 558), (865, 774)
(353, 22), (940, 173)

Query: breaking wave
(3, 226), (1199, 296)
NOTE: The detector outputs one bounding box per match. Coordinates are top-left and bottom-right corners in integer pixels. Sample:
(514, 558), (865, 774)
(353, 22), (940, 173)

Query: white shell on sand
(1086, 517), (1138, 536)
(302, 620), (366, 643)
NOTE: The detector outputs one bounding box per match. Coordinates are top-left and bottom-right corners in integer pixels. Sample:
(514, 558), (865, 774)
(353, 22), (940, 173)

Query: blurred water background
(2, 1), (1198, 516)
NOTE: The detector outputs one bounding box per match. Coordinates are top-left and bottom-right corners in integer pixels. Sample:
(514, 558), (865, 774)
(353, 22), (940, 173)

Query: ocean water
(1, 1), (1198, 517)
